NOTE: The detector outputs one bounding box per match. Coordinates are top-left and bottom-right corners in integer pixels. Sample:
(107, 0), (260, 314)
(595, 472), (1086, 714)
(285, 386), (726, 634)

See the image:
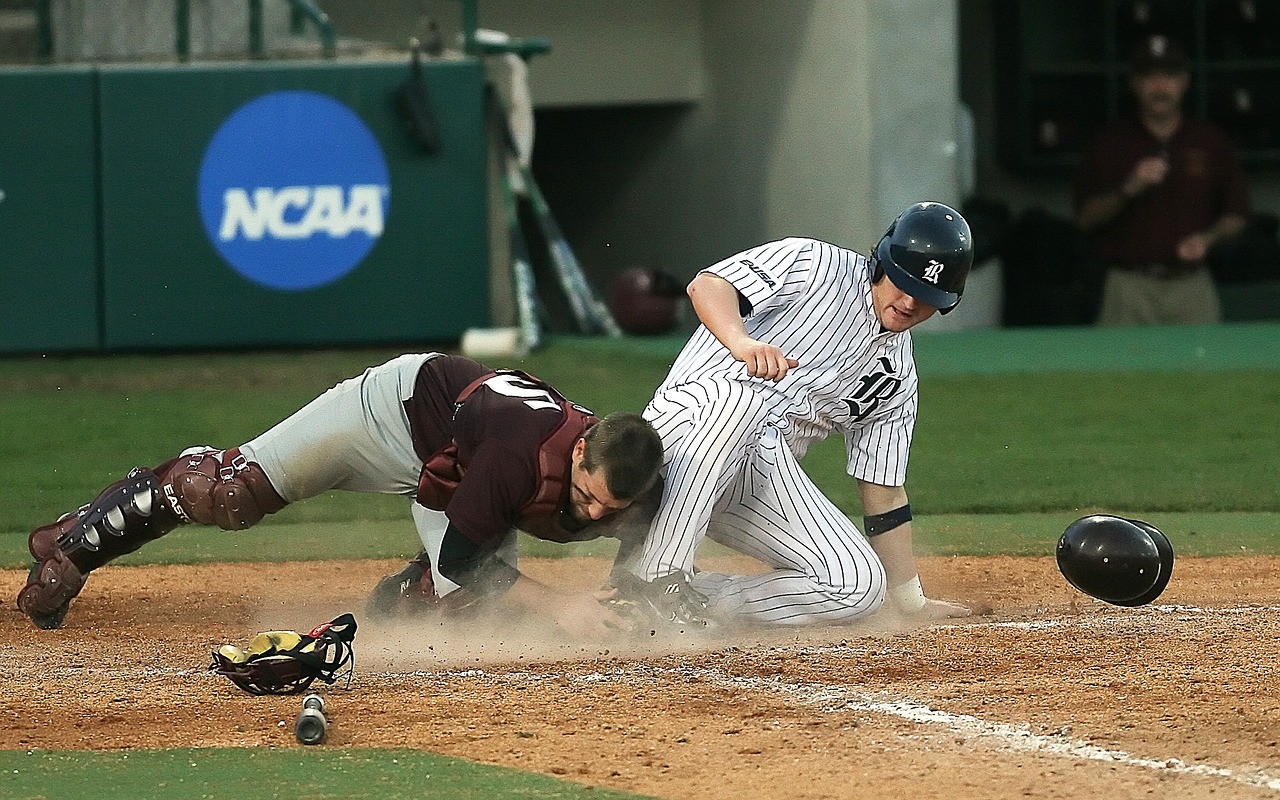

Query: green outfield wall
(0, 58), (488, 353)
(0, 66), (100, 353)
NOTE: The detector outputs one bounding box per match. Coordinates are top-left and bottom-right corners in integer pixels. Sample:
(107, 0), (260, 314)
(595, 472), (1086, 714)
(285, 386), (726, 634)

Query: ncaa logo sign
(197, 90), (390, 291)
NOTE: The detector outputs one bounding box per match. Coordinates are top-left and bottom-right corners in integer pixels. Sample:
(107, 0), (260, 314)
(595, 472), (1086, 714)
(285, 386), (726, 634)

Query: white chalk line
(929, 603), (1280, 634)
(435, 655), (1280, 794)
(697, 669), (1280, 793)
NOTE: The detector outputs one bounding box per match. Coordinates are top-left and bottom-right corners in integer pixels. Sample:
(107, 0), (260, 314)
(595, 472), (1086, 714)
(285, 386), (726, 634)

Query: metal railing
(185, 0), (336, 60)
(33, 0), (336, 61)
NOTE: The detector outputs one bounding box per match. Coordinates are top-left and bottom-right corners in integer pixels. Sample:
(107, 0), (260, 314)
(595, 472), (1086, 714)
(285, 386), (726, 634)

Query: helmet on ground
(1056, 514), (1174, 606)
(608, 267), (684, 336)
(869, 201), (974, 314)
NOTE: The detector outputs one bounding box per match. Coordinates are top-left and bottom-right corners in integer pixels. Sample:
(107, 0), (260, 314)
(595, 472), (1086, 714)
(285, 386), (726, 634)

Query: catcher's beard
(562, 506), (593, 529)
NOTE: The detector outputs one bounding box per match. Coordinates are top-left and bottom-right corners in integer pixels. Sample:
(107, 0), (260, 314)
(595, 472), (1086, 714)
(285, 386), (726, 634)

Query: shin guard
(19, 467), (180, 629)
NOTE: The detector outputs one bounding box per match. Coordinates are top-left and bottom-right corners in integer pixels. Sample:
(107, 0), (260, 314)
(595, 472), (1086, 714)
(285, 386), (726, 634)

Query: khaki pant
(1097, 267), (1222, 326)
(239, 351), (515, 598)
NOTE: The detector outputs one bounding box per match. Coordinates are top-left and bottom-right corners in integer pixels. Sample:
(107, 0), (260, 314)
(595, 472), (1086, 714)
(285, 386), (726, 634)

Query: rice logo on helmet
(197, 90), (391, 291)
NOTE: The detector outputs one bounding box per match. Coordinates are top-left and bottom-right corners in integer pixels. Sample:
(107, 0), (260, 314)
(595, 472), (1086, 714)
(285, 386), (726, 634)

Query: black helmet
(1056, 515), (1174, 607)
(869, 202), (974, 314)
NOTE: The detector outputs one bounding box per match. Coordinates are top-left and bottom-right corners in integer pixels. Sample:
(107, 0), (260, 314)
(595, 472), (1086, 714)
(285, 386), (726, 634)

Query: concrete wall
(410, 1), (963, 275)
(323, 0), (705, 105)
(320, 1), (969, 325)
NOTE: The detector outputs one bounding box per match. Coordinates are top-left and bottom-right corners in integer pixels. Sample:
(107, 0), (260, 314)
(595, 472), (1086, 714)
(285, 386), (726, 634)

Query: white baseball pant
(640, 379), (887, 625)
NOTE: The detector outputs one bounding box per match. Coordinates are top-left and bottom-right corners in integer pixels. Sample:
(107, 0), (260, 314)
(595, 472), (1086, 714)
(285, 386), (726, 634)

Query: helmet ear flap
(870, 219), (894, 283)
(869, 251), (885, 283)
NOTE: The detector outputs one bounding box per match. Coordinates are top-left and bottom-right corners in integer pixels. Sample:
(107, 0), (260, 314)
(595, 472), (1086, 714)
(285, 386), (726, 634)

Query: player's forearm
(687, 273), (751, 351)
(502, 572), (554, 610)
(1206, 213), (1247, 245)
(503, 573), (628, 637)
(1075, 191), (1130, 232)
(858, 481), (920, 588)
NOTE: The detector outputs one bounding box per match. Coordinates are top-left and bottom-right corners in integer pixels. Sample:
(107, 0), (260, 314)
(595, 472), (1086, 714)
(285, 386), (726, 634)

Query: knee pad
(157, 447), (286, 531)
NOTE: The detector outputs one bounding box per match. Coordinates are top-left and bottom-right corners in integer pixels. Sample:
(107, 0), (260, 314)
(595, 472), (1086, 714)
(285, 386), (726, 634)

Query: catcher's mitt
(605, 571), (717, 633)
(210, 613), (357, 695)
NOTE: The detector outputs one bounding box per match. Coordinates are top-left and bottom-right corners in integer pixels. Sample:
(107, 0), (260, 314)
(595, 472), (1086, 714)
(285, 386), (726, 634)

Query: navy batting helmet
(1056, 515), (1174, 607)
(869, 202), (974, 314)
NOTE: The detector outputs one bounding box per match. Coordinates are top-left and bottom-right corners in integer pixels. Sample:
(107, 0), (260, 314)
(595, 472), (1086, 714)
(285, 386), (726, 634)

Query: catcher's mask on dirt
(869, 201), (974, 314)
(210, 613), (357, 695)
(1056, 515), (1174, 606)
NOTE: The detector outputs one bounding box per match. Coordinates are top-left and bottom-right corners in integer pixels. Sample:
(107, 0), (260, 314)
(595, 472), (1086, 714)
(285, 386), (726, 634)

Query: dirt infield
(3, 554), (1278, 799)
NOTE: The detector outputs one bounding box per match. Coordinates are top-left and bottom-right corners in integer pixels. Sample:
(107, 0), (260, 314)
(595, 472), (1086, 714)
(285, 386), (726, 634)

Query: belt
(1112, 262), (1202, 279)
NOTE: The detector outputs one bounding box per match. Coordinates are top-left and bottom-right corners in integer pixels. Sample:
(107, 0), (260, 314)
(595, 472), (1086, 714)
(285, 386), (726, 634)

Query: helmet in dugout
(607, 267), (684, 336)
(870, 201), (974, 314)
(1056, 515), (1174, 606)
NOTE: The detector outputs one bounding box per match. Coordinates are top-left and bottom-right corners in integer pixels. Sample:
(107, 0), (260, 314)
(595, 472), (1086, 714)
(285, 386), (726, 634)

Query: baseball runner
(612, 202), (979, 627)
(18, 353), (663, 639)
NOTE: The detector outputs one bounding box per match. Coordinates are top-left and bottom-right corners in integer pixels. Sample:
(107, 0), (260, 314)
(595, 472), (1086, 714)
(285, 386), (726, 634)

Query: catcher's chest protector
(415, 371), (598, 540)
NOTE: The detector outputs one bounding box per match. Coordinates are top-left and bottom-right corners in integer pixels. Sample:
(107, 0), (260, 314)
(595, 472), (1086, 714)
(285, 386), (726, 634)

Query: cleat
(17, 553), (85, 630)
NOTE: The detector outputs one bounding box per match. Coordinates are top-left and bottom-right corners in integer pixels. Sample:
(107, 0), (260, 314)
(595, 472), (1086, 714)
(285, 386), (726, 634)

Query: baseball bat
(516, 162), (623, 337)
(482, 41), (621, 337)
(502, 156), (542, 351)
(295, 696), (327, 745)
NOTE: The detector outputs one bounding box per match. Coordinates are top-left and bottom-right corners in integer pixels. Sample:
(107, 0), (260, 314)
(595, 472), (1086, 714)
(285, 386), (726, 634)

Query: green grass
(5, 510), (1276, 571)
(2, 330), (1278, 797)
(1, 335), (1277, 558)
(0, 748), (655, 800)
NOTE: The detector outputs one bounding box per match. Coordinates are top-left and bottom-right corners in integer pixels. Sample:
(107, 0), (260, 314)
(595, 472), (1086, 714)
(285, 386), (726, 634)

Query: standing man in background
(1073, 33), (1250, 326)
(610, 202), (980, 628)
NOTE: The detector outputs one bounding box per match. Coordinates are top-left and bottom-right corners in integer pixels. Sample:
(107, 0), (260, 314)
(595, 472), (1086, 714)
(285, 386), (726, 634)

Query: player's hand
(729, 337), (800, 382)
(1123, 156), (1168, 195)
(551, 588), (634, 639)
(912, 597), (993, 621)
(1176, 232), (1210, 262)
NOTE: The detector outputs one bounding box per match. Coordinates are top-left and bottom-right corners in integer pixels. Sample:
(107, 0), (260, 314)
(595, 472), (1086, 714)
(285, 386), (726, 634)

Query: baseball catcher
(18, 353), (664, 641)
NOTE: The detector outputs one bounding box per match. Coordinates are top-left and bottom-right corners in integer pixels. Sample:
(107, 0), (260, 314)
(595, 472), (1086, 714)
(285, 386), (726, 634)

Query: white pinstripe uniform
(636, 237), (918, 625)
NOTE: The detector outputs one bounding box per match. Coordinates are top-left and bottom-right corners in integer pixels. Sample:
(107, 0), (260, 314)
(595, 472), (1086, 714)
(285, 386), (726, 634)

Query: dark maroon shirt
(1073, 116), (1250, 265)
(403, 355), (588, 552)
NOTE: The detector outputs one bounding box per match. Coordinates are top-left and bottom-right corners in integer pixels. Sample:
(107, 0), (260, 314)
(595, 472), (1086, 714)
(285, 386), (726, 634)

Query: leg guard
(155, 447), (287, 531)
(19, 467), (181, 629)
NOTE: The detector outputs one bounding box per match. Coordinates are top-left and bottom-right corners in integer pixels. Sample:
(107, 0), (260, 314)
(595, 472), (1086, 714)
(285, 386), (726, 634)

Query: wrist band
(863, 503), (912, 537)
(889, 575), (927, 613)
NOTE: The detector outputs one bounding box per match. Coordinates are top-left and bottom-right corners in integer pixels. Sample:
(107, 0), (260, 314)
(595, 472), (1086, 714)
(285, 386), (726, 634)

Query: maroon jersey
(1073, 116), (1250, 266)
(403, 355), (599, 552)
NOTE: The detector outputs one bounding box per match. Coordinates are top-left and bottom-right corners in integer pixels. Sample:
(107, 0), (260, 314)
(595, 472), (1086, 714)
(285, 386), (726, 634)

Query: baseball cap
(1128, 34), (1189, 75)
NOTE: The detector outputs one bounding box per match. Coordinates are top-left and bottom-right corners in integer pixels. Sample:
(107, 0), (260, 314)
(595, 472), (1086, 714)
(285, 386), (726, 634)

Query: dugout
(0, 56), (488, 353)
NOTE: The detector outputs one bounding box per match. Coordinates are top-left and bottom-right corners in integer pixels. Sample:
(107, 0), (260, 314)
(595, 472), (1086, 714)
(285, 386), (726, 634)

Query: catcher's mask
(1056, 515), (1174, 606)
(210, 612), (357, 695)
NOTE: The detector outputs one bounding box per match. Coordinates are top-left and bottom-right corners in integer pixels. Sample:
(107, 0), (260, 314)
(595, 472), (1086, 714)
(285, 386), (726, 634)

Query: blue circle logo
(197, 90), (390, 291)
